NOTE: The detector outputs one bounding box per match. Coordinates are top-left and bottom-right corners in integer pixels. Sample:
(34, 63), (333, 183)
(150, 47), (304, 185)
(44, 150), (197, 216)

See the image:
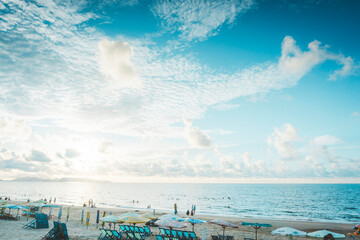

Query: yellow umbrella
(141, 212), (158, 219)
(118, 215), (150, 225)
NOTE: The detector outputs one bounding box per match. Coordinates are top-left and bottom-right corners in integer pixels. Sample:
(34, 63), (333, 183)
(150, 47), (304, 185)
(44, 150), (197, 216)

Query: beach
(0, 201), (358, 240)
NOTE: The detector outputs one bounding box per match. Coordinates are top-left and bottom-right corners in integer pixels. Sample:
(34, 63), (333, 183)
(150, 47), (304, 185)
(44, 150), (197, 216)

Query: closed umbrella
(58, 206), (62, 221)
(241, 222), (272, 240)
(271, 227), (307, 237)
(210, 219), (239, 236)
(307, 230), (345, 239)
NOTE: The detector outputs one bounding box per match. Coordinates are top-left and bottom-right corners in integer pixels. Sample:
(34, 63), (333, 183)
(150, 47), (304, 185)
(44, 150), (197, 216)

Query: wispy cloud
(267, 123), (299, 160)
(152, 0), (255, 42)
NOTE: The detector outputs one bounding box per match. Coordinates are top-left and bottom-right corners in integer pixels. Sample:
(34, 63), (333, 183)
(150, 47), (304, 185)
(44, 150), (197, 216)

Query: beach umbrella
(102, 211), (106, 227)
(159, 214), (184, 221)
(307, 230), (345, 239)
(34, 200), (47, 204)
(0, 203), (16, 209)
(181, 218), (207, 231)
(119, 215), (150, 225)
(86, 211), (90, 228)
(271, 227), (307, 237)
(210, 219), (239, 236)
(141, 212), (158, 219)
(9, 205), (28, 217)
(155, 219), (187, 229)
(43, 204), (60, 208)
(119, 212), (140, 218)
(354, 224), (360, 229)
(100, 215), (120, 223)
(241, 222), (272, 240)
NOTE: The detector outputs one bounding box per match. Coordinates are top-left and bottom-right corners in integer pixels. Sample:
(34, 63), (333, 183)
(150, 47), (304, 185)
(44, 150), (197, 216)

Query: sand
(0, 201), (358, 240)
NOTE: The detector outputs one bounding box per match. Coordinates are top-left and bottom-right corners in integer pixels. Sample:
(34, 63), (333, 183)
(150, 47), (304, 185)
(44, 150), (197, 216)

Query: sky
(0, 0), (359, 183)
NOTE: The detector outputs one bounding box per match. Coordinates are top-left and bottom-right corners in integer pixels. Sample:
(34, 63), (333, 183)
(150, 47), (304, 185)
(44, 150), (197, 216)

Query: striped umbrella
(86, 212), (90, 228)
(211, 219), (239, 236)
(81, 209), (84, 224)
(66, 207), (70, 222)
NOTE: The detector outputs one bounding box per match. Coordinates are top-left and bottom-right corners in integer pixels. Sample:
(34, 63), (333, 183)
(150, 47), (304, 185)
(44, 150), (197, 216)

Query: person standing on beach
(54, 197), (56, 203)
(174, 203), (178, 215)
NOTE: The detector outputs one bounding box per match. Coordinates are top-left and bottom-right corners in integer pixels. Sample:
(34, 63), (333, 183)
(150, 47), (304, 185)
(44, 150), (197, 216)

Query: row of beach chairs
(159, 228), (198, 240)
(98, 228), (145, 240)
(0, 212), (19, 220)
(119, 224), (152, 236)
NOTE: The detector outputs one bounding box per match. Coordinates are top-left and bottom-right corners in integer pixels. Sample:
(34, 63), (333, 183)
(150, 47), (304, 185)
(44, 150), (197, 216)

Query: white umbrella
(271, 227), (307, 237)
(100, 215), (120, 223)
(159, 214), (184, 221)
(307, 230), (345, 239)
(155, 219), (187, 229)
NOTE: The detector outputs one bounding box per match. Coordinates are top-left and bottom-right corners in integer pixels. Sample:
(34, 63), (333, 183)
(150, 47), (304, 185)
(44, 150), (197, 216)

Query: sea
(0, 182), (359, 224)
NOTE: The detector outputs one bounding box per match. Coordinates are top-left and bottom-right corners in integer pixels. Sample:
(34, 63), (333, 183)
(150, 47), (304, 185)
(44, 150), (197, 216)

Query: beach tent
(210, 219), (239, 236)
(180, 218), (208, 231)
(271, 227), (307, 237)
(307, 230), (345, 239)
(241, 222), (272, 240)
(118, 215), (150, 225)
(155, 218), (187, 229)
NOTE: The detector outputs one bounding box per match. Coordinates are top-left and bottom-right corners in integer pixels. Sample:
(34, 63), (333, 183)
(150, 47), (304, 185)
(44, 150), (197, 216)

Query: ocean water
(0, 182), (359, 224)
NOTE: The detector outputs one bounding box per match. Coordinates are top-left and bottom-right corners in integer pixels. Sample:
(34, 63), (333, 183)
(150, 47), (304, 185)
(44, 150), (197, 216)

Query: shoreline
(1, 200), (358, 239)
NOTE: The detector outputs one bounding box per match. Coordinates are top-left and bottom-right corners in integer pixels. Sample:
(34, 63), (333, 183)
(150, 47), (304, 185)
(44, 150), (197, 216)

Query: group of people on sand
(0, 196), (11, 201)
(83, 199), (96, 208)
(174, 203), (196, 216)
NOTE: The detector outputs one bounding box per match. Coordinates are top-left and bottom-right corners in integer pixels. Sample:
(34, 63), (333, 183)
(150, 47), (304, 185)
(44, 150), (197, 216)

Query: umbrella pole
(223, 226), (226, 236)
(193, 223), (195, 231)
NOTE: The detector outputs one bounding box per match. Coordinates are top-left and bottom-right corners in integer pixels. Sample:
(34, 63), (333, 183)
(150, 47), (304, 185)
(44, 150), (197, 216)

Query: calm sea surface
(0, 182), (359, 224)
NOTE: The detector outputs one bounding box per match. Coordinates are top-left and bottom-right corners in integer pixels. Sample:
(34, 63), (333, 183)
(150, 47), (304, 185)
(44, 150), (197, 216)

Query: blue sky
(0, 0), (359, 182)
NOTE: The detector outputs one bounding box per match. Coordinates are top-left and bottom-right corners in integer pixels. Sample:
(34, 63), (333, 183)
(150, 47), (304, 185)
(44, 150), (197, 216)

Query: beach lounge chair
(134, 226), (140, 233)
(129, 226), (135, 232)
(225, 236), (234, 240)
(159, 228), (166, 235)
(156, 235), (164, 240)
(171, 229), (177, 238)
(211, 235), (219, 240)
(139, 227), (145, 234)
(176, 231), (184, 240)
(134, 232), (145, 240)
(127, 232), (136, 240)
(111, 230), (123, 240)
(143, 226), (152, 236)
(42, 222), (69, 240)
(23, 213), (49, 229)
(189, 231), (198, 240)
(165, 229), (171, 236)
(164, 237), (170, 240)
(120, 225), (126, 232)
(183, 231), (190, 239)
(125, 225), (131, 232)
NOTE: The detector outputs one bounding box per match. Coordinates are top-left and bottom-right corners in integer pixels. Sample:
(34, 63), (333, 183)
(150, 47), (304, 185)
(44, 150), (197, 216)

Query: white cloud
(267, 123), (298, 159)
(313, 135), (341, 146)
(351, 111), (360, 117)
(0, 118), (32, 142)
(98, 39), (141, 88)
(152, 0), (255, 42)
(183, 119), (212, 148)
(279, 36), (354, 80)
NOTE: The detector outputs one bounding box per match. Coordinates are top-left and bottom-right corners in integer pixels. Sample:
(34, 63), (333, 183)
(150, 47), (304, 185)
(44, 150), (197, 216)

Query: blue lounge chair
(156, 235), (164, 240)
(177, 231), (184, 240)
(189, 231), (198, 240)
(119, 225), (126, 232)
(165, 229), (171, 236)
(143, 226), (152, 236)
(139, 227), (145, 234)
(135, 232), (145, 240)
(171, 229), (177, 238)
(134, 226), (140, 233)
(129, 226), (135, 232)
(24, 213), (49, 229)
(125, 225), (131, 232)
(183, 231), (190, 239)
